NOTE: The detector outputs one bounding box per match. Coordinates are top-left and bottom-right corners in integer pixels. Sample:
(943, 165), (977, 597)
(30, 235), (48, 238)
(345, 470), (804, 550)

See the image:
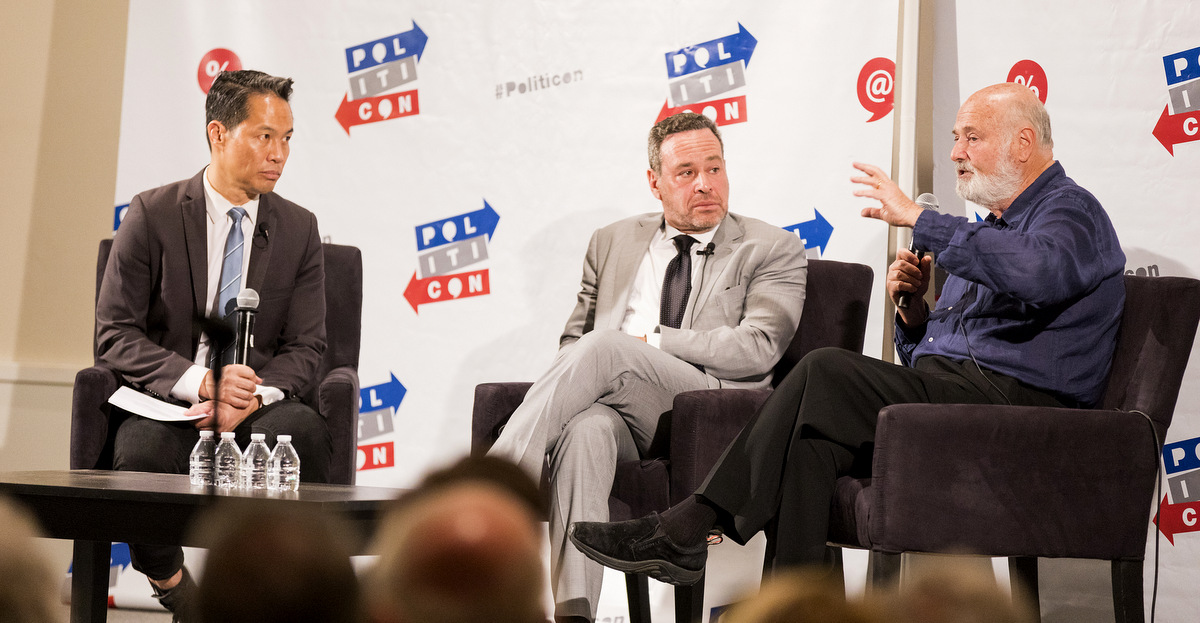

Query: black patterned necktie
(660, 234), (697, 329)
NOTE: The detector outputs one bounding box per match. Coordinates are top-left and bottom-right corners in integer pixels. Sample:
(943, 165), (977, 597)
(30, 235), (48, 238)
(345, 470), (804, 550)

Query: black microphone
(255, 222), (270, 247)
(896, 193), (939, 310)
(234, 288), (260, 365)
(696, 242), (716, 257)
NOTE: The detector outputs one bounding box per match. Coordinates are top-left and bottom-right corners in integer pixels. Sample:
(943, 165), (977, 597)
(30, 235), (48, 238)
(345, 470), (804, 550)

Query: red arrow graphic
(656, 95), (748, 126)
(1152, 105), (1200, 155)
(1153, 495), (1200, 545)
(336, 89), (420, 135)
(402, 269), (490, 313)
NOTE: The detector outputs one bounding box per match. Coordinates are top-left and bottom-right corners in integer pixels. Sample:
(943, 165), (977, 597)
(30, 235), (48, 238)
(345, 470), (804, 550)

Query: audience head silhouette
(192, 501), (362, 623)
(366, 456), (546, 623)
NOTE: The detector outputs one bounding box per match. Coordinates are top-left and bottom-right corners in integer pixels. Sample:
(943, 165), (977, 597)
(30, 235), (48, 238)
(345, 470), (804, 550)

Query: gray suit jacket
(96, 169), (327, 402)
(560, 212), (807, 389)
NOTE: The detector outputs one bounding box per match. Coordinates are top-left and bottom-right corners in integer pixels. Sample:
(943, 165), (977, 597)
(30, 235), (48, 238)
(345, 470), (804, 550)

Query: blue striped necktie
(213, 207), (247, 367)
(218, 207), (247, 319)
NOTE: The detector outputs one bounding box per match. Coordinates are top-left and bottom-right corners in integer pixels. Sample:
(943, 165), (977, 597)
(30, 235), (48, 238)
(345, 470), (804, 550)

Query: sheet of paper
(108, 386), (205, 422)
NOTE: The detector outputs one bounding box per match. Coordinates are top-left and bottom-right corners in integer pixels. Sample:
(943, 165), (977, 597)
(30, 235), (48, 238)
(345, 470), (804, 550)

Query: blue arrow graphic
(415, 200), (501, 251)
(345, 22), (429, 73)
(783, 210), (834, 255)
(665, 23), (757, 78)
(359, 373), (407, 414)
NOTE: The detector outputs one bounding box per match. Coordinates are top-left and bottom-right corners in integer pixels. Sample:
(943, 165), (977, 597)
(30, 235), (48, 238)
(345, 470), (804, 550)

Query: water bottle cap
(220, 432), (236, 439)
(251, 433), (266, 441)
(199, 430), (214, 438)
(277, 435), (292, 442)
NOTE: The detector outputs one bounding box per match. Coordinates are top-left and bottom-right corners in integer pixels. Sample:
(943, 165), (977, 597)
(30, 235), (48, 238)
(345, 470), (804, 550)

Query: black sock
(658, 495), (718, 546)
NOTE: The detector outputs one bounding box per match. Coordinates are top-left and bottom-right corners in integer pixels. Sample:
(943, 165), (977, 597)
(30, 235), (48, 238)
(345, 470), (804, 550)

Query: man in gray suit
(488, 112), (806, 623)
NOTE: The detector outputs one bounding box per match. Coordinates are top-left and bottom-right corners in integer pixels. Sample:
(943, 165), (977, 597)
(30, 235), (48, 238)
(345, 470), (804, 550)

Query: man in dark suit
(95, 70), (331, 619)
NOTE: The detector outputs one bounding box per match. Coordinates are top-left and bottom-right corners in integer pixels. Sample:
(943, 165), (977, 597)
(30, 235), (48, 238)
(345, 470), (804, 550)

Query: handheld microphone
(696, 242), (716, 257)
(897, 193), (939, 310)
(234, 288), (260, 365)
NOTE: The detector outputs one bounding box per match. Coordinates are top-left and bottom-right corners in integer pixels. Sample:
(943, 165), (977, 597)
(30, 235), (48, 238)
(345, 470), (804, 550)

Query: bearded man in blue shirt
(568, 83), (1126, 583)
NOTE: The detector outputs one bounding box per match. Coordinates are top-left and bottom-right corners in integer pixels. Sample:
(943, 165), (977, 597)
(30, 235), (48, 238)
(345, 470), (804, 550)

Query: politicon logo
(404, 202), (501, 313)
(655, 23), (757, 126)
(1155, 435), (1200, 544)
(1154, 45), (1200, 155)
(356, 373), (407, 472)
(336, 22), (427, 134)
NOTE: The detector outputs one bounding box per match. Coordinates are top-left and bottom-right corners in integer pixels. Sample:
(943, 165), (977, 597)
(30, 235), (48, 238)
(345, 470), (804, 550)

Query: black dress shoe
(151, 567), (197, 623)
(568, 513), (707, 585)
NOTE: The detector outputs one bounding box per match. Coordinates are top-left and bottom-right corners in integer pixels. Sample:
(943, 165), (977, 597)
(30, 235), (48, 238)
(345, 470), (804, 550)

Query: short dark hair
(205, 70), (294, 147)
(648, 112), (723, 174)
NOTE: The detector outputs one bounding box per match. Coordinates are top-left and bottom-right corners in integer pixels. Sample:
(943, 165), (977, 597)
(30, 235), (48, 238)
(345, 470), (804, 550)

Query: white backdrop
(942, 2), (1200, 621)
(112, 2), (898, 619)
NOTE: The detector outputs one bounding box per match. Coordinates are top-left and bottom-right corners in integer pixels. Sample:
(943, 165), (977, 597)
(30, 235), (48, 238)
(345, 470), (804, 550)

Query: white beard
(955, 147), (1023, 211)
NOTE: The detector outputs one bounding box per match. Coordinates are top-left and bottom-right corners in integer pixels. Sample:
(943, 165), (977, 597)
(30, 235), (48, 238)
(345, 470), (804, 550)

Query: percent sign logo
(1007, 59), (1048, 104)
(197, 48), (243, 94)
(857, 57), (895, 122)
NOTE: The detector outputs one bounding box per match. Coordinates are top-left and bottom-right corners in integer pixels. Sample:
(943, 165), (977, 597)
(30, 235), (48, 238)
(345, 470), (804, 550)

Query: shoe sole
(568, 528), (705, 586)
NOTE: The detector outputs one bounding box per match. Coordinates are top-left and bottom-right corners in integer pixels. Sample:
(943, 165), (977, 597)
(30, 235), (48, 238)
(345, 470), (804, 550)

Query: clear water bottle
(240, 433), (271, 490)
(268, 434), (301, 492)
(188, 430), (216, 486)
(215, 432), (242, 488)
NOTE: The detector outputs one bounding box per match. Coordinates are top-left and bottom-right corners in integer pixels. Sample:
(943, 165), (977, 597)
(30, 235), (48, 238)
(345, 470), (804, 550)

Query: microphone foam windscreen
(915, 193), (940, 211)
(236, 288), (260, 310)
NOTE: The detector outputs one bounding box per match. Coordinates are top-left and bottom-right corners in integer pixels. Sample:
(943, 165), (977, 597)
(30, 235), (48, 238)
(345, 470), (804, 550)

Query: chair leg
(825, 546), (847, 597)
(1111, 559), (1145, 623)
(675, 574), (705, 623)
(625, 573), (652, 623)
(867, 551), (900, 592)
(1008, 557), (1040, 617)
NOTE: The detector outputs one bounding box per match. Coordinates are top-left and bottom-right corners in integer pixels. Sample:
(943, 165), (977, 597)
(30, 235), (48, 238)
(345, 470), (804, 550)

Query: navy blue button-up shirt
(895, 162), (1125, 406)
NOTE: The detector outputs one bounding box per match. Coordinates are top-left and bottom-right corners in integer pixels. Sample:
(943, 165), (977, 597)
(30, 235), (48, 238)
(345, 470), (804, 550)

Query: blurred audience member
(718, 569), (884, 623)
(191, 501), (362, 623)
(888, 560), (1036, 623)
(0, 497), (58, 623)
(366, 456), (546, 623)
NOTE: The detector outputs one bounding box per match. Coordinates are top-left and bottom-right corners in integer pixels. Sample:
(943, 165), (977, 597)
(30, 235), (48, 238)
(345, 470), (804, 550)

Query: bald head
(966, 83), (1053, 150)
(368, 483), (545, 623)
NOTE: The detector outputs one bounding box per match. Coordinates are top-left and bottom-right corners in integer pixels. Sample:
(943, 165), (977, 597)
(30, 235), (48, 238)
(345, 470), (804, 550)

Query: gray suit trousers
(488, 329), (715, 619)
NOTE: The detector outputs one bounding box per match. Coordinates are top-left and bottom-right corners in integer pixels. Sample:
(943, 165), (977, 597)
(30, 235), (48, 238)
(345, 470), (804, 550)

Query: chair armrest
(667, 388), (771, 505)
(319, 365), (360, 485)
(71, 366), (122, 470)
(472, 383), (533, 454)
(869, 403), (1160, 559)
